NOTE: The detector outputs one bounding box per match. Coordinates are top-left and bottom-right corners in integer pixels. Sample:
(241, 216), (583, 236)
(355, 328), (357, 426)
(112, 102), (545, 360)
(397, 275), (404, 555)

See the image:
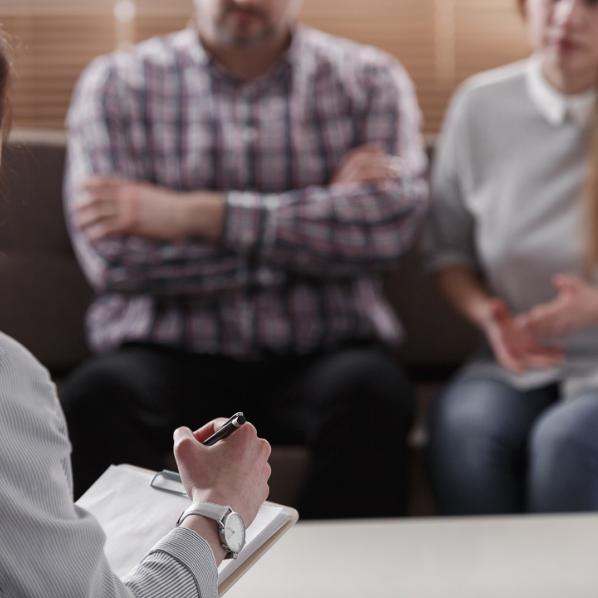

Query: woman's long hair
(0, 28), (10, 136)
(584, 101), (598, 276)
(516, 0), (598, 276)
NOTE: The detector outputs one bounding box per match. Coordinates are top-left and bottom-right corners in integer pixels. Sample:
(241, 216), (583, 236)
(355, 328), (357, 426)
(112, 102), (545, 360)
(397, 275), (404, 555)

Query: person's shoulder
(0, 332), (48, 378)
(299, 27), (412, 92)
(304, 27), (408, 74)
(78, 29), (191, 92)
(0, 332), (52, 406)
(453, 60), (528, 109)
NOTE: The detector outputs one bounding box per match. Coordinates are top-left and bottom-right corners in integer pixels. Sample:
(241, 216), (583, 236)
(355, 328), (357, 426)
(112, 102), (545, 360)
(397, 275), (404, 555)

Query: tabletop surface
(225, 514), (598, 598)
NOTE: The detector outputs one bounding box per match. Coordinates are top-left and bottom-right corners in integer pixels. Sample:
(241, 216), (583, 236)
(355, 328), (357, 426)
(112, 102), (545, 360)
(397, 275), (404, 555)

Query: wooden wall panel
(3, 14), (115, 128)
(454, 1), (528, 83)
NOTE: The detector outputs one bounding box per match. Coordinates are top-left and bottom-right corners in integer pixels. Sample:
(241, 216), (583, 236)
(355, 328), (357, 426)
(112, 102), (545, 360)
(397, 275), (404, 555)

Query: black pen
(203, 412), (246, 446)
(152, 413), (247, 492)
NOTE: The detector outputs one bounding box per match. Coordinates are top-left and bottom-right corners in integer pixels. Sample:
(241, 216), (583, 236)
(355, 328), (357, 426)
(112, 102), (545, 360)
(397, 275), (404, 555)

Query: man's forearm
(179, 192), (226, 242)
(221, 176), (428, 277)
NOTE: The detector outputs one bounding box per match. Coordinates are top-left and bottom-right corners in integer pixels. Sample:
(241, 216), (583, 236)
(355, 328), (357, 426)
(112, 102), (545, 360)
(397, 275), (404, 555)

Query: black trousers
(61, 342), (414, 518)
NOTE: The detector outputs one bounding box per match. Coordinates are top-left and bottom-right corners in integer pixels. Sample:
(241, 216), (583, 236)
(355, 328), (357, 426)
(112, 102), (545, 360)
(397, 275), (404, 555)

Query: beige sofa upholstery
(0, 129), (481, 513)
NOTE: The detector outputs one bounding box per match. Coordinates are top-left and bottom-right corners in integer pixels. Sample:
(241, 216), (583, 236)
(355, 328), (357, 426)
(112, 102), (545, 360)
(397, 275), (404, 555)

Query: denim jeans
(427, 375), (598, 514)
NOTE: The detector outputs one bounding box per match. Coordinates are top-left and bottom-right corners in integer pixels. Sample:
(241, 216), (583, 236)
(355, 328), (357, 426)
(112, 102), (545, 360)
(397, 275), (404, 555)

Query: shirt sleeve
(0, 335), (218, 598)
(222, 57), (428, 277)
(64, 55), (245, 297)
(423, 84), (478, 272)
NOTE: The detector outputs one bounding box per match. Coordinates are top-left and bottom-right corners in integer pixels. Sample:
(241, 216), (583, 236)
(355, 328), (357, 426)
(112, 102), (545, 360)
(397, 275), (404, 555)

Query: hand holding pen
(173, 414), (271, 527)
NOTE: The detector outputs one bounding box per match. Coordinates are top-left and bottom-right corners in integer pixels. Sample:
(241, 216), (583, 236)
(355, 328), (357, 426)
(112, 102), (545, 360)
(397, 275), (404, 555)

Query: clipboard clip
(150, 469), (188, 498)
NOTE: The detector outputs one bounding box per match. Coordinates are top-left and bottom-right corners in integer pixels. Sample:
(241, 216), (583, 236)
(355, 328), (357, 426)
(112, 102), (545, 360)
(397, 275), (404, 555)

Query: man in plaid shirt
(62, 0), (428, 518)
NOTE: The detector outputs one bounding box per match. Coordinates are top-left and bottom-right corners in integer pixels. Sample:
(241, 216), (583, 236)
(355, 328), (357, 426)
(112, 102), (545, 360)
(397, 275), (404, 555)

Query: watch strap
(176, 502), (242, 560)
(193, 502), (230, 522)
(177, 501), (231, 526)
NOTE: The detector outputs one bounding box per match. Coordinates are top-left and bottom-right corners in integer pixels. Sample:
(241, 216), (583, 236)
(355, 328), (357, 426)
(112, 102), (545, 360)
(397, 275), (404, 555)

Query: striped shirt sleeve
(0, 333), (217, 598)
(223, 58), (428, 277)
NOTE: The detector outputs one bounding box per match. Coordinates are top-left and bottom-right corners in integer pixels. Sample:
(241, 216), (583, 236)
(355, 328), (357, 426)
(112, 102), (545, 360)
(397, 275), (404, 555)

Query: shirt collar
(526, 55), (597, 126)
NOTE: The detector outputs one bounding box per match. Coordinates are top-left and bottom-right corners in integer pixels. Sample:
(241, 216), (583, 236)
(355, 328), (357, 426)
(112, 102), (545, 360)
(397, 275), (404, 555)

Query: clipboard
(77, 464), (298, 595)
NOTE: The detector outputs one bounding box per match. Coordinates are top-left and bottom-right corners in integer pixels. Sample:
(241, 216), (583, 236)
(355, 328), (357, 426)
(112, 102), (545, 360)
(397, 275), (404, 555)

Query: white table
(226, 515), (598, 598)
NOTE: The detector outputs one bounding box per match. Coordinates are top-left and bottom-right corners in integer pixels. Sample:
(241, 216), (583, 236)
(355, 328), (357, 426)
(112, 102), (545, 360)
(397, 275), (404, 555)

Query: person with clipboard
(0, 46), (272, 592)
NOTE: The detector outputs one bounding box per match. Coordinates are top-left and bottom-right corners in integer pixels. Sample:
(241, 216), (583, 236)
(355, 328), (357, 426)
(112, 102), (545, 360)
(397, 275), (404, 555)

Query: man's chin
(220, 28), (274, 48)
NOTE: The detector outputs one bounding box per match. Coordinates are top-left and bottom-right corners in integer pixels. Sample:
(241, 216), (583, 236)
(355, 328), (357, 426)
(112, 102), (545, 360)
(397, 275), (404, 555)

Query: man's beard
(216, 5), (275, 47)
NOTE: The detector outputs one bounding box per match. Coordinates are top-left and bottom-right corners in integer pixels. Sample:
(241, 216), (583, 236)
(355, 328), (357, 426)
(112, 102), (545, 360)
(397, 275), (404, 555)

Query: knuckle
(173, 435), (193, 455)
(260, 439), (272, 459)
(243, 423), (258, 438)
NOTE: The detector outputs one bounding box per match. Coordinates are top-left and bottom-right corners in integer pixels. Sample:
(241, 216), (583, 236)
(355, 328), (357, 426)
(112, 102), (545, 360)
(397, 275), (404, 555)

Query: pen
(203, 412), (246, 446)
(151, 413), (247, 494)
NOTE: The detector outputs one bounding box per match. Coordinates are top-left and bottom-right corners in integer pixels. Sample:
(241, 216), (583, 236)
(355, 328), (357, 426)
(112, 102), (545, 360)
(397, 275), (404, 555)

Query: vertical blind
(1, 0), (529, 133)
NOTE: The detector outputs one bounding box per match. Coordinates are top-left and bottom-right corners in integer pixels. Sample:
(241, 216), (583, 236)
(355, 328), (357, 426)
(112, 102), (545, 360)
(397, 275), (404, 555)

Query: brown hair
(0, 28), (11, 137)
(584, 102), (598, 276)
(516, 1), (598, 276)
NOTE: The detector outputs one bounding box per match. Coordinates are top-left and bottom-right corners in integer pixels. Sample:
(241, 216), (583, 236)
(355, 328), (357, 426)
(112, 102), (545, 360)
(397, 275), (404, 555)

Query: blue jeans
(427, 376), (598, 514)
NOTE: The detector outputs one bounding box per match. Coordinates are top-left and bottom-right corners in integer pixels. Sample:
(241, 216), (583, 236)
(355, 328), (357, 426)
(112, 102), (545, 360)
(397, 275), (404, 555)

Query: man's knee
(61, 354), (142, 418)
(313, 348), (413, 415)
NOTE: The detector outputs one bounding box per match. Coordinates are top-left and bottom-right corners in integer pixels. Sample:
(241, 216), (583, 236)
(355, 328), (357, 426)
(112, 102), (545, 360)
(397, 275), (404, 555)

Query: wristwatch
(177, 502), (246, 559)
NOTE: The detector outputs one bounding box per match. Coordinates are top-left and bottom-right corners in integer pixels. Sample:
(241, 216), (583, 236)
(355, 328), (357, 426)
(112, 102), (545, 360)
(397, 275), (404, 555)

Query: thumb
(490, 298), (509, 320)
(173, 426), (196, 450)
(552, 274), (576, 292)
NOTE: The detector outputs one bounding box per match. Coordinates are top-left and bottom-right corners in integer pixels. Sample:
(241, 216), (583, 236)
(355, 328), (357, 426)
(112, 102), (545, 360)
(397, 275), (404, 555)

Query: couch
(0, 129), (481, 514)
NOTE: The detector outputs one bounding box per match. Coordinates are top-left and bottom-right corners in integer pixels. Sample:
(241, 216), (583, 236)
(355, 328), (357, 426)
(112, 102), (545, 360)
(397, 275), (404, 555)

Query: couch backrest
(0, 129), (479, 376)
(0, 131), (92, 373)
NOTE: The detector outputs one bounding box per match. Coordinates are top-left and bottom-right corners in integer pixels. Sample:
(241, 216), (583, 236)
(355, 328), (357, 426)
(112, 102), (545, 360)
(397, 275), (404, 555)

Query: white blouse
(426, 57), (598, 399)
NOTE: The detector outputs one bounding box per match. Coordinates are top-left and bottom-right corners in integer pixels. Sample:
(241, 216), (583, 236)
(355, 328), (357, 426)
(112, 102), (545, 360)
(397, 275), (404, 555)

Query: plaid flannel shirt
(65, 25), (428, 358)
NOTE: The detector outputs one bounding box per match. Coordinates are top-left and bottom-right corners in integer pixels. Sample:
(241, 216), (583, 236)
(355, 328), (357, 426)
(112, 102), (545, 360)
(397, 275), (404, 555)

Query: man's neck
(201, 32), (292, 83)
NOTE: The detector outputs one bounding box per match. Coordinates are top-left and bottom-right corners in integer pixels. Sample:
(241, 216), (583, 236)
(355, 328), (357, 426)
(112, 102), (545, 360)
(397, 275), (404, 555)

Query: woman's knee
(530, 395), (598, 468)
(429, 378), (520, 443)
(528, 394), (598, 511)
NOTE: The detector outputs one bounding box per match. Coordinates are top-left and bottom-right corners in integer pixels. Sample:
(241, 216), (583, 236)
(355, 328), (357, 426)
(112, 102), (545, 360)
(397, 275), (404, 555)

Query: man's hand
(517, 274), (598, 339)
(173, 419), (271, 530)
(482, 298), (563, 373)
(73, 177), (225, 242)
(331, 144), (401, 186)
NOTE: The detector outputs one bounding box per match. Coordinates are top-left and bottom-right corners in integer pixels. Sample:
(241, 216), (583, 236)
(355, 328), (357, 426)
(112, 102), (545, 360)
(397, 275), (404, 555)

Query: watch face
(223, 512), (246, 554)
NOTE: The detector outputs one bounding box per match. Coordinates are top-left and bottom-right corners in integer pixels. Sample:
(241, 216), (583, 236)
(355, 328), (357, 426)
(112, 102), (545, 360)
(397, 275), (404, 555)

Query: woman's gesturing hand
(482, 298), (563, 373)
(517, 274), (598, 340)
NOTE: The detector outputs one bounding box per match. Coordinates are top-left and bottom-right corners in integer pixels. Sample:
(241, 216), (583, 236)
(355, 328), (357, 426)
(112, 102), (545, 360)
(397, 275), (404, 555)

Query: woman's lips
(552, 37), (583, 52)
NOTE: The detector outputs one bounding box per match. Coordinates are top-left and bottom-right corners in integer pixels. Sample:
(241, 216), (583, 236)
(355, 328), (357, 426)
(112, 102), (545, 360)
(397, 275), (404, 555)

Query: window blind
(0, 0), (529, 133)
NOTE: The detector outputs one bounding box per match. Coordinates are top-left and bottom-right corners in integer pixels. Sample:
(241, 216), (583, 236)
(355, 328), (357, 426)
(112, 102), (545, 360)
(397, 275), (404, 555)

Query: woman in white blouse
(426, 0), (598, 514)
(0, 32), (271, 597)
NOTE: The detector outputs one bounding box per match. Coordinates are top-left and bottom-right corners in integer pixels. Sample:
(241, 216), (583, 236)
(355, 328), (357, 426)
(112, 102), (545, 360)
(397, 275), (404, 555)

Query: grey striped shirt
(0, 332), (217, 598)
